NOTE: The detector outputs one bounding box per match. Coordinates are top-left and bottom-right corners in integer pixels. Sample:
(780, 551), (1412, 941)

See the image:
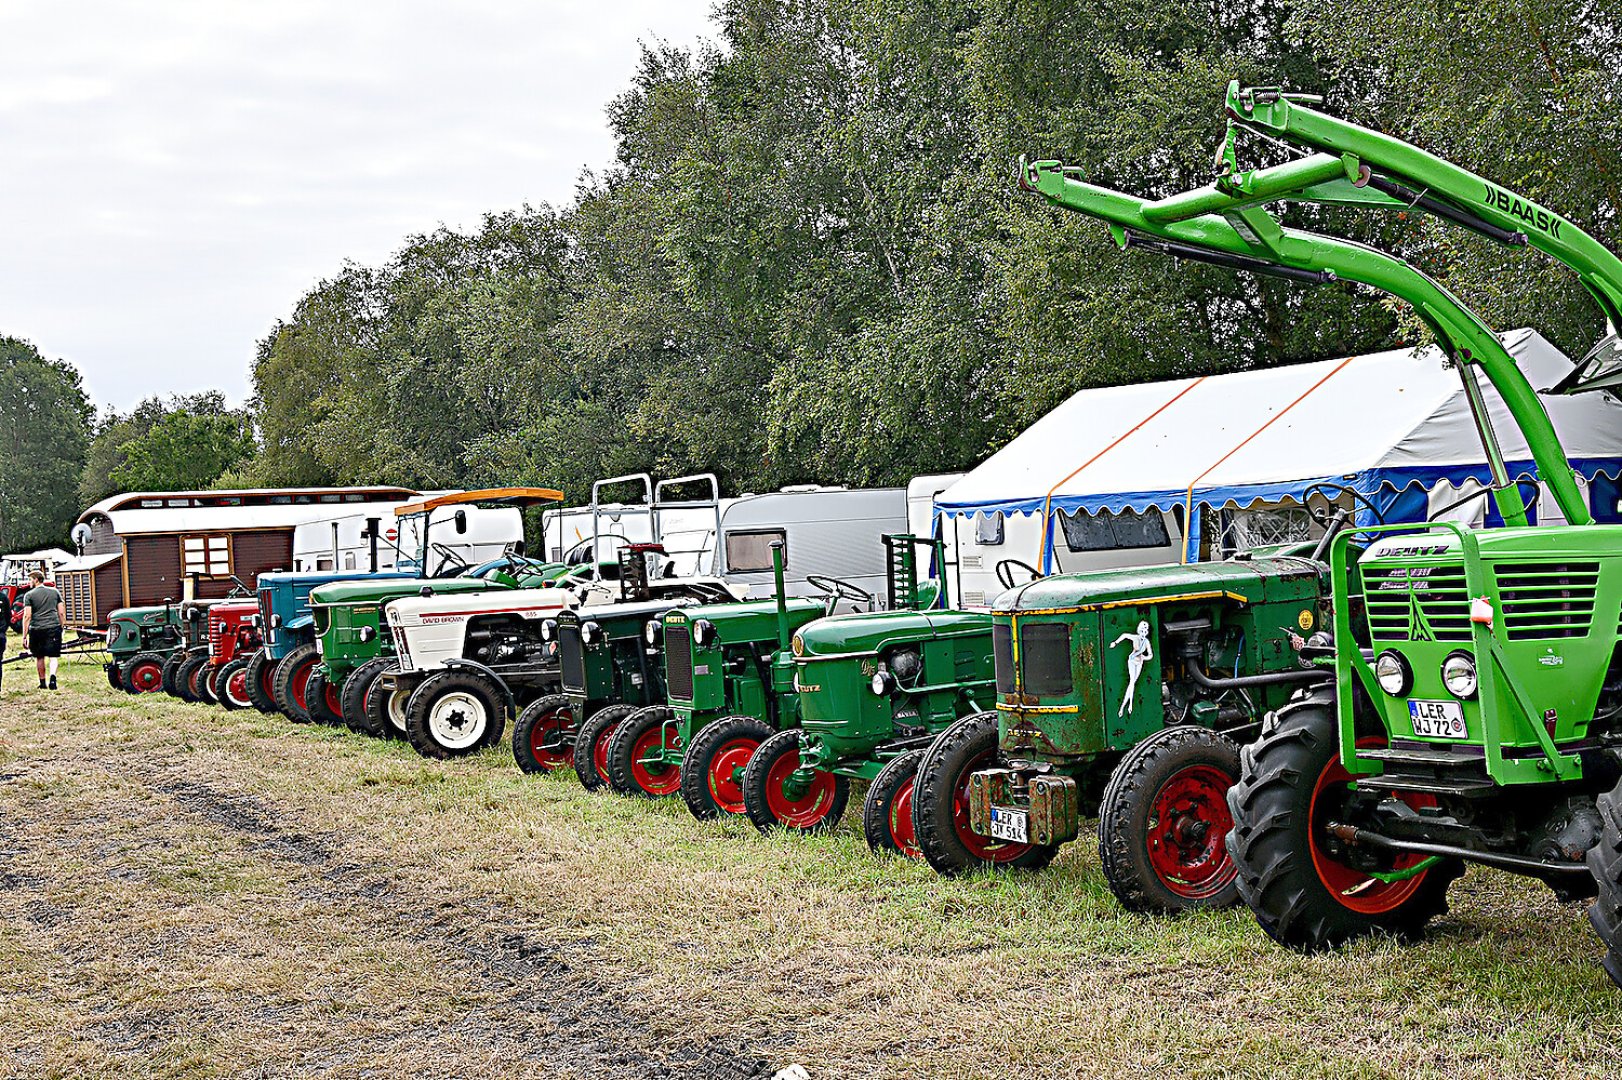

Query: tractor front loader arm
(1019, 153), (1591, 528)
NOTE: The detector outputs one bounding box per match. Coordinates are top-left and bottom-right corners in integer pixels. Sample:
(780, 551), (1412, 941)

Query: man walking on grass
(20, 570), (64, 690)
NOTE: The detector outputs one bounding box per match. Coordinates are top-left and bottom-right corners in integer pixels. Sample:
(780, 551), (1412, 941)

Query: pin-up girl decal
(1110, 620), (1153, 717)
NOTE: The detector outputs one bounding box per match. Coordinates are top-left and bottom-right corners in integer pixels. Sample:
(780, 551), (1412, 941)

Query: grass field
(2, 657), (1620, 1079)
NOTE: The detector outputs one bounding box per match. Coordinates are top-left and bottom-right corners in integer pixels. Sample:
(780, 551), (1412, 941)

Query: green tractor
(104, 601), (186, 693)
(603, 543), (872, 819)
(742, 535), (996, 850)
(1017, 83), (1622, 980)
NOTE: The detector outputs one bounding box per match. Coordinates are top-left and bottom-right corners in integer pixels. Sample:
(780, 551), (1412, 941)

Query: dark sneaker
(38, 679), (47, 689)
(48, 676), (57, 690)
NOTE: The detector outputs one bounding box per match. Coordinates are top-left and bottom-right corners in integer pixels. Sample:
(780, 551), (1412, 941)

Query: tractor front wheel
(1224, 701), (1462, 951)
(573, 704), (638, 791)
(913, 711), (1059, 876)
(121, 652), (169, 695)
(1098, 725), (1242, 914)
(216, 658), (253, 710)
(512, 694), (576, 774)
(1586, 776), (1622, 989)
(162, 651), (188, 697)
(107, 661), (124, 692)
(365, 675), (412, 741)
(605, 706), (681, 798)
(305, 669), (345, 726)
(244, 650), (279, 713)
(341, 657), (394, 735)
(684, 716), (776, 820)
(863, 750), (924, 858)
(404, 671), (505, 760)
(741, 728), (848, 834)
(175, 656), (208, 704)
(272, 643), (320, 723)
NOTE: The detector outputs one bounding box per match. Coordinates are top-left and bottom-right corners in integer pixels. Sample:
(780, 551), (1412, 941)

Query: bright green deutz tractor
(1020, 82), (1622, 982)
(743, 536), (994, 851)
(605, 543), (870, 820)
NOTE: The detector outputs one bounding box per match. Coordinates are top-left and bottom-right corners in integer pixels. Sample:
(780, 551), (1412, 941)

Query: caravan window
(180, 535), (231, 578)
(1058, 509), (1170, 553)
(975, 512), (1005, 546)
(725, 529), (787, 573)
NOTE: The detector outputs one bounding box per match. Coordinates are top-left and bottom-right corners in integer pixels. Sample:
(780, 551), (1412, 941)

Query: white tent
(938, 329), (1622, 572)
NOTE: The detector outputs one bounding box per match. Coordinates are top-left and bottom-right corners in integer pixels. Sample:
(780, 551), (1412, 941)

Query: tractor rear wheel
(605, 706), (681, 798)
(1098, 725), (1242, 914)
(512, 694), (576, 774)
(685, 716), (776, 820)
(741, 728), (848, 834)
(405, 671), (504, 760)
(162, 651), (188, 697)
(1224, 701), (1461, 951)
(176, 656), (208, 704)
(863, 750), (924, 858)
(341, 657), (394, 735)
(913, 711), (1059, 876)
(215, 658), (253, 710)
(244, 650), (279, 713)
(1586, 776), (1622, 989)
(573, 704), (638, 791)
(121, 652), (169, 695)
(272, 643), (320, 723)
(107, 661), (124, 692)
(305, 669), (345, 726)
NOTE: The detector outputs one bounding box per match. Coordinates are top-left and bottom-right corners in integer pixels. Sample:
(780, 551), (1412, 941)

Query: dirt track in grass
(2, 658), (1621, 1079)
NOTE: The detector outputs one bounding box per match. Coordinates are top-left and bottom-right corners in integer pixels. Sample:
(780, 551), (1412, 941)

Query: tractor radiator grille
(209, 616), (227, 660)
(257, 589), (275, 646)
(1362, 564), (1471, 643)
(1018, 622), (1072, 697)
(992, 623), (1015, 695)
(664, 625), (694, 702)
(558, 627), (587, 692)
(1494, 561), (1600, 641)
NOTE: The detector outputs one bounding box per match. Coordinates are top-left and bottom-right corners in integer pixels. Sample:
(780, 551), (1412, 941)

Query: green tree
(103, 393), (257, 493)
(0, 336), (92, 552)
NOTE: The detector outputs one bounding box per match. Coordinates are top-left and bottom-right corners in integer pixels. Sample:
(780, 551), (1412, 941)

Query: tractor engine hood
(992, 556), (1327, 614)
(793, 609), (993, 660)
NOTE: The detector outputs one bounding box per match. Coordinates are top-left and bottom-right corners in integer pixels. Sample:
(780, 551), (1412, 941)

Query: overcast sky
(0, 0), (716, 413)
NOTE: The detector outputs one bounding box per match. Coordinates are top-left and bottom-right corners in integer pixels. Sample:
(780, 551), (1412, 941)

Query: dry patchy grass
(1, 658), (1620, 1079)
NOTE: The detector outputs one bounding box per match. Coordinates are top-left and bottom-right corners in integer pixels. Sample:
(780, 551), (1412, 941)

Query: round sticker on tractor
(1297, 609), (1314, 631)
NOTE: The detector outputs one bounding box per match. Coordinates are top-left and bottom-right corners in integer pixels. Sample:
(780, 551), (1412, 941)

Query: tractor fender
(285, 614), (315, 633)
(441, 658), (517, 717)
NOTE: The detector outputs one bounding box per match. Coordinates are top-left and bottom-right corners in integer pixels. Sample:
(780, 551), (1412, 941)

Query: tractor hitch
(1325, 822), (1592, 877)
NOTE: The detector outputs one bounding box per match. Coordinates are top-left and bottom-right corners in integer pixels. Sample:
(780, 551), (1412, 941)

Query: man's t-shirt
(23, 585), (62, 630)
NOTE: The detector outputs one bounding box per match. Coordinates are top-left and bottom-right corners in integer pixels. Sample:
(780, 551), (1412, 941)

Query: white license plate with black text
(1409, 699), (1468, 740)
(988, 807), (1029, 843)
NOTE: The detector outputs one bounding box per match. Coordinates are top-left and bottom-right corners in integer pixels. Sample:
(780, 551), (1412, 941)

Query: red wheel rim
(1144, 764), (1236, 901)
(1308, 740), (1436, 914)
(629, 724), (682, 795)
(324, 682), (342, 716)
(187, 666), (204, 697)
(227, 669), (250, 705)
(706, 737), (760, 815)
(527, 705), (574, 771)
(888, 773), (921, 858)
(258, 663), (277, 699)
(762, 742), (839, 828)
(290, 661), (313, 711)
(130, 662), (164, 693)
(952, 747), (1034, 863)
(592, 721), (620, 786)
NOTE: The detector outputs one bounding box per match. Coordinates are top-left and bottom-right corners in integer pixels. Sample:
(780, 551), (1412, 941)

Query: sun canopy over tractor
(392, 487), (565, 517)
(936, 329), (1622, 564)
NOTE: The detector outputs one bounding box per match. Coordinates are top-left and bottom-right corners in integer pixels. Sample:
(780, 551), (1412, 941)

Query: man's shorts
(28, 627), (62, 658)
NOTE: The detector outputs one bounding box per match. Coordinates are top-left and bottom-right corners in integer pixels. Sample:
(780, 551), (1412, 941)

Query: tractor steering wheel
(431, 542), (473, 577)
(806, 575), (873, 614)
(995, 559), (1043, 590)
(1303, 482), (1385, 530)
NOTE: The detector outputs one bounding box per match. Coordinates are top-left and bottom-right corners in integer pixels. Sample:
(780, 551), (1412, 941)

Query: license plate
(988, 806), (1029, 843)
(1409, 699), (1468, 740)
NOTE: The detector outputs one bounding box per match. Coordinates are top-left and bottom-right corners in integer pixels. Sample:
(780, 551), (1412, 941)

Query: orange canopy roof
(394, 487), (565, 517)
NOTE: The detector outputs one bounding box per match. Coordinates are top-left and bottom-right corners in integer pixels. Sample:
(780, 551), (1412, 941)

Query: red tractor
(198, 600), (263, 710)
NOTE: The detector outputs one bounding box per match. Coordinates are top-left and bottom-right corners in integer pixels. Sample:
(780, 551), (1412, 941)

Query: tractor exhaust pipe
(1186, 656), (1330, 691)
(366, 517), (381, 573)
(770, 541), (791, 651)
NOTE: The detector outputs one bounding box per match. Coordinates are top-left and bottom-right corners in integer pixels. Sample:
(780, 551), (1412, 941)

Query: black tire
(175, 655), (208, 704)
(244, 649), (279, 714)
(366, 671), (413, 741)
(162, 650), (189, 698)
(1097, 725), (1242, 914)
(685, 715), (777, 821)
(194, 660), (219, 705)
(573, 704), (639, 791)
(271, 643), (320, 724)
(215, 657), (253, 710)
(1224, 700), (1462, 951)
(404, 671), (505, 760)
(305, 669), (344, 726)
(741, 727), (849, 834)
(120, 651), (169, 695)
(512, 694), (577, 774)
(106, 661), (124, 692)
(913, 711), (1060, 876)
(341, 657), (394, 735)
(863, 750), (924, 858)
(1586, 777), (1622, 989)
(605, 706), (681, 798)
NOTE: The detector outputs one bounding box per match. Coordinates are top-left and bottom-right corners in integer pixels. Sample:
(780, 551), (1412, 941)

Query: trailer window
(725, 529), (787, 573)
(1058, 509), (1170, 553)
(975, 512), (1005, 546)
(180, 535), (231, 578)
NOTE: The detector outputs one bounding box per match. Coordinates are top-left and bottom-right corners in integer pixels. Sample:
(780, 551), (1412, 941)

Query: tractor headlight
(359, 626), (377, 643)
(539, 619), (557, 643)
(692, 619), (716, 647)
(871, 669), (896, 696)
(581, 621), (603, 646)
(1374, 650), (1412, 696)
(644, 619), (662, 646)
(270, 614), (283, 628)
(106, 627), (118, 646)
(1441, 652), (1478, 699)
